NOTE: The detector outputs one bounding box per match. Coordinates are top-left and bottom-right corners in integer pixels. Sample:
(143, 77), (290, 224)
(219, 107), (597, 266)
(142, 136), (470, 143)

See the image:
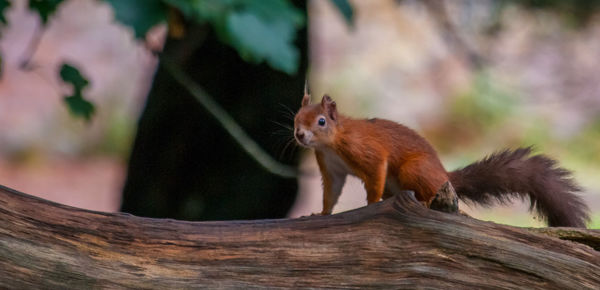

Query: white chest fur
(317, 148), (403, 197)
(318, 148), (354, 176)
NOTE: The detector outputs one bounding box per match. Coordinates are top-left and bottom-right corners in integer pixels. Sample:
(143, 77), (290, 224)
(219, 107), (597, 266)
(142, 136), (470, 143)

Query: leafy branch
(0, 0), (353, 176)
(19, 0), (63, 69)
(13, 0), (96, 120)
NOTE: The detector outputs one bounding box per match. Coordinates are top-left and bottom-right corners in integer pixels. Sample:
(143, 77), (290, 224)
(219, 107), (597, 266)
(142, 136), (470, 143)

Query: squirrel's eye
(318, 117), (326, 126)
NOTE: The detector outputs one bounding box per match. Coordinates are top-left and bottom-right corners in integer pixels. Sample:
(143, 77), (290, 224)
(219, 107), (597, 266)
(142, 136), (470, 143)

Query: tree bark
(1, 184), (599, 289)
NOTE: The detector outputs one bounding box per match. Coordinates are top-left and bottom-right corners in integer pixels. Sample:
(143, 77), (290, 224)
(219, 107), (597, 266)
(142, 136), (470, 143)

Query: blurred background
(0, 0), (598, 227)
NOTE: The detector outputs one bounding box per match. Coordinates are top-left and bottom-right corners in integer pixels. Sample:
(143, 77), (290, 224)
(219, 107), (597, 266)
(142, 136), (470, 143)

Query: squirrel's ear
(301, 94), (311, 107)
(321, 94), (337, 121)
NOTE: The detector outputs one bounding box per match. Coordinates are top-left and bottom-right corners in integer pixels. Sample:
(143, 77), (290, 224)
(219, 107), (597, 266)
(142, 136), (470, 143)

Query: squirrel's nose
(295, 129), (305, 139)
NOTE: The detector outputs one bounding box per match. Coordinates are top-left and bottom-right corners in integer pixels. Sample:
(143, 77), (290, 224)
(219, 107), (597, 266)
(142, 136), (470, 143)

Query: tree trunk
(1, 184), (599, 289)
(120, 1), (308, 221)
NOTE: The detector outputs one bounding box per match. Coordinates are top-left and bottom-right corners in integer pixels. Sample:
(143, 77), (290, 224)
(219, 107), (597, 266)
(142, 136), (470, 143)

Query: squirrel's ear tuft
(321, 94), (333, 105)
(321, 94), (337, 121)
(301, 80), (311, 107)
(304, 79), (310, 96)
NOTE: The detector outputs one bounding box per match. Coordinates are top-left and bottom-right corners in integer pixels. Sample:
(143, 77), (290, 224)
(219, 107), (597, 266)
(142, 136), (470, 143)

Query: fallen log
(0, 184), (598, 289)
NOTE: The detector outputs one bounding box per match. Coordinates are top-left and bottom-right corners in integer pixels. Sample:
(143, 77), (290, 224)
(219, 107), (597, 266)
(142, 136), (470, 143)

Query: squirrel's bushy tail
(448, 147), (589, 227)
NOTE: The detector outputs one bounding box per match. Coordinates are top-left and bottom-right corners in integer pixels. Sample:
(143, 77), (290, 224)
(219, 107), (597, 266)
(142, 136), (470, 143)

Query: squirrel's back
(336, 117), (440, 158)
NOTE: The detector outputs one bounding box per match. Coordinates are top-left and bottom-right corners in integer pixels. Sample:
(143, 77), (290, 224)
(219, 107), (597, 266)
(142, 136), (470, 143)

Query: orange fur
(294, 95), (590, 228)
(294, 95), (447, 214)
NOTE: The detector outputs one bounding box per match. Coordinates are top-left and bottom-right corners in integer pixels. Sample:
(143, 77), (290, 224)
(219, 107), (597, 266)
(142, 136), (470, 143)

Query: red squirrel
(294, 93), (590, 228)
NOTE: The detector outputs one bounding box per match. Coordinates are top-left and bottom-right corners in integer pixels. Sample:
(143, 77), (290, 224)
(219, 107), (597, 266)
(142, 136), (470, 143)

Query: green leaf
(28, 0), (64, 25)
(226, 11), (298, 74)
(64, 93), (95, 121)
(164, 0), (304, 75)
(242, 0), (304, 27)
(329, 0), (354, 26)
(162, 0), (195, 17)
(164, 0), (233, 21)
(105, 0), (166, 39)
(60, 63), (95, 120)
(60, 64), (89, 91)
(164, 0), (233, 38)
(0, 0), (10, 25)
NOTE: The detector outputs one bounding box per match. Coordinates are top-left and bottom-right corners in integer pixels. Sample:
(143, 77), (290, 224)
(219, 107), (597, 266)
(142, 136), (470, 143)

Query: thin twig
(161, 58), (300, 178)
(20, 23), (44, 70)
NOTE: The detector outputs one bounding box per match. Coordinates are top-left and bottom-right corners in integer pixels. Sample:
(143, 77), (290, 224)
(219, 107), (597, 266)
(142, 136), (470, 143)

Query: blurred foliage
(109, 0), (305, 74)
(329, 0), (354, 26)
(452, 73), (519, 130)
(0, 0), (9, 24)
(60, 63), (88, 90)
(105, 0), (166, 39)
(591, 214), (600, 229)
(99, 111), (135, 155)
(28, 0), (63, 25)
(0, 0), (351, 119)
(0, 0), (340, 120)
(0, 0), (596, 120)
(429, 72), (521, 155)
(511, 0), (600, 25)
(568, 119), (600, 163)
(60, 63), (94, 121)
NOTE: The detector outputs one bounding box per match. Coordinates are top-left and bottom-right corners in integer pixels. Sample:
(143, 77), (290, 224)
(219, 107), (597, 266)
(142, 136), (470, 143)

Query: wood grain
(0, 184), (598, 289)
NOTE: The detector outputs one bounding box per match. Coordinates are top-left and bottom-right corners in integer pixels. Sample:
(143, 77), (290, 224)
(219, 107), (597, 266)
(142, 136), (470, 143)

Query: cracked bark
(0, 184), (598, 289)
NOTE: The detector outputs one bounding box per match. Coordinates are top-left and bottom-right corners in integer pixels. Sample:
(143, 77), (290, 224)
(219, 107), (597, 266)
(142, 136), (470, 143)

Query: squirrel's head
(294, 93), (339, 148)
